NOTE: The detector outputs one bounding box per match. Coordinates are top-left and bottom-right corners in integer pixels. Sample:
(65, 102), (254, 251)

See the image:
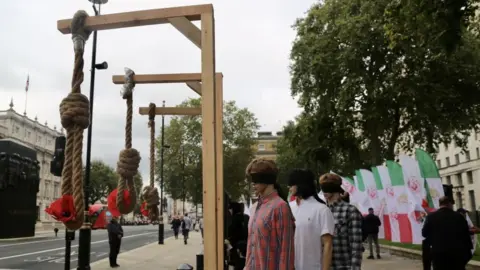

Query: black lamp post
(159, 100), (170, 244)
(181, 145), (186, 214)
(77, 0), (108, 269)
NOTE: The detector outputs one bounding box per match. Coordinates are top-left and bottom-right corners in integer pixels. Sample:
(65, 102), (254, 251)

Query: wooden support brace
(57, 4), (212, 34)
(186, 82), (202, 95)
(138, 107), (201, 116)
(168, 17), (202, 49)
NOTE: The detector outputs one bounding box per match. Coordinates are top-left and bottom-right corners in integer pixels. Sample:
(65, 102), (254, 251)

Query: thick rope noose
(142, 103), (160, 221)
(116, 68), (141, 214)
(59, 10), (92, 230)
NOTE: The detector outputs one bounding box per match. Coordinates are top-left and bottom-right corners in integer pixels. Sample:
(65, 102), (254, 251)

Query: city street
(0, 225), (172, 270)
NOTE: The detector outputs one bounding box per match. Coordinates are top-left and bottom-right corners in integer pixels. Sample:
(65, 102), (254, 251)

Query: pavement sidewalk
(90, 231), (202, 269)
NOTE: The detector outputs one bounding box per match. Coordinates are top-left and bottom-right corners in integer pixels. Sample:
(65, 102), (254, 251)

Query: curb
(0, 235), (52, 242)
(380, 244), (480, 270)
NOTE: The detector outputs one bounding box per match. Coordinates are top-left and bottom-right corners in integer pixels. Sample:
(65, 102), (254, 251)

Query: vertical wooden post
(215, 74), (224, 268)
(201, 10), (219, 270)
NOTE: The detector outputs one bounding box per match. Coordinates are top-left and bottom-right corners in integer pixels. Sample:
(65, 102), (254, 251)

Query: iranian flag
(330, 171), (363, 207)
(353, 172), (371, 214)
(357, 169), (386, 239)
(415, 149), (445, 209)
(372, 166), (391, 240)
(385, 161), (413, 243)
(399, 155), (427, 244)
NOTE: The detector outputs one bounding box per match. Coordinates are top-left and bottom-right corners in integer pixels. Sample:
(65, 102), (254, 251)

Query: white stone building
(0, 100), (63, 222)
(435, 130), (480, 212)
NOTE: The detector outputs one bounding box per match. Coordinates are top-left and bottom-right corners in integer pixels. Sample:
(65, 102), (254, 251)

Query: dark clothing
(107, 221), (123, 267)
(227, 213), (249, 269)
(171, 218), (181, 239)
(363, 213), (382, 234)
(367, 233), (380, 257)
(422, 239), (432, 270)
(422, 207), (473, 270)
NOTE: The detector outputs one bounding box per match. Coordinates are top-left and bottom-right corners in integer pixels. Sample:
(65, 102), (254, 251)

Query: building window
(36, 205), (41, 221)
(37, 136), (42, 143)
(26, 131), (31, 138)
(15, 126), (20, 133)
(446, 157), (450, 166)
(456, 192), (464, 208)
(446, 176), (452, 185)
(466, 151), (471, 161)
(467, 171), (473, 184)
(455, 154), (460, 164)
(47, 139), (52, 146)
(457, 173), (463, 186)
(469, 190), (477, 211)
(436, 159), (441, 168)
(477, 148), (480, 159)
(444, 143), (448, 151)
(258, 144), (265, 151)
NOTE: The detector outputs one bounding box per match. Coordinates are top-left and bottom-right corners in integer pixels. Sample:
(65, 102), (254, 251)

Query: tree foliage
(86, 160), (143, 206)
(156, 98), (259, 202)
(278, 0), (480, 177)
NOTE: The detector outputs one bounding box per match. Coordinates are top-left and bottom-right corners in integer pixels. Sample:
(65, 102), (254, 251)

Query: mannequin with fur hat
(244, 158), (295, 270)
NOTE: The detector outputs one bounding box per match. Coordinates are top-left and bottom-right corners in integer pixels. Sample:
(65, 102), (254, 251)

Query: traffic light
(50, 136), (66, 177)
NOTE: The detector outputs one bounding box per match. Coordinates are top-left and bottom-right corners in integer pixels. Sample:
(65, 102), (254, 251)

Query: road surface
(0, 225), (172, 270)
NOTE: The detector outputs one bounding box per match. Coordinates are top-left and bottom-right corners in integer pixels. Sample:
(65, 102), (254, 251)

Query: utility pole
(181, 145), (186, 214)
(159, 100), (166, 244)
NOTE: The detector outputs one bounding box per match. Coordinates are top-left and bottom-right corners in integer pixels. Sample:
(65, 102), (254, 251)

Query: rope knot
(117, 148), (141, 179)
(142, 186), (160, 221)
(71, 10), (92, 54)
(148, 103), (156, 127)
(59, 93), (90, 130)
(121, 68), (135, 99)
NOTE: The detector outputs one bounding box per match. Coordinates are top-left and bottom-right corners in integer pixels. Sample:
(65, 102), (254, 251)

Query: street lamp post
(77, 0), (108, 269)
(159, 101), (169, 244)
(181, 145), (186, 214)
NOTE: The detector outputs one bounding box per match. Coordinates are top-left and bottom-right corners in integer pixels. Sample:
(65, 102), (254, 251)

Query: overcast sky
(1, 0), (315, 186)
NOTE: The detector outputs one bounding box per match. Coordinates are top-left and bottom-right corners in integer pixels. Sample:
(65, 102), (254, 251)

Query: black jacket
(422, 207), (472, 263)
(107, 221), (123, 244)
(363, 213), (382, 234)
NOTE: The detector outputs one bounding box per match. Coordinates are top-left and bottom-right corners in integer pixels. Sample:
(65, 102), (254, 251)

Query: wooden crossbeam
(112, 73), (201, 84)
(138, 107), (201, 116)
(167, 17), (202, 49)
(57, 4), (212, 34)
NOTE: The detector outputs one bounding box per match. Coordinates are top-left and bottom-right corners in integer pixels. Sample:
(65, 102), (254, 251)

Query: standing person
(171, 215), (181, 239)
(182, 213), (192, 245)
(199, 216), (204, 239)
(364, 207), (382, 259)
(422, 197), (473, 270)
(457, 208), (480, 253)
(107, 217), (123, 268)
(319, 173), (363, 270)
(245, 158), (295, 270)
(227, 202), (249, 270)
(288, 169), (334, 270)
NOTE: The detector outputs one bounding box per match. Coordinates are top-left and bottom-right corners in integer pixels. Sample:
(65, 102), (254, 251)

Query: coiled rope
(59, 10), (92, 230)
(116, 68), (141, 214)
(142, 103), (160, 221)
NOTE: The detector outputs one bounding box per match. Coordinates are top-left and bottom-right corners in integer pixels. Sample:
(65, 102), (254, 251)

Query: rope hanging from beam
(141, 103), (160, 221)
(115, 67), (141, 214)
(57, 10), (91, 230)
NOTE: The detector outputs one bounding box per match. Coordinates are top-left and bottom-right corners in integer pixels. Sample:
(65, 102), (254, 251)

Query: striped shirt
(245, 191), (295, 270)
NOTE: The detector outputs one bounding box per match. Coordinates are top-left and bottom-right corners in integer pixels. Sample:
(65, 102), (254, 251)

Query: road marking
(0, 238), (64, 248)
(0, 232), (155, 261)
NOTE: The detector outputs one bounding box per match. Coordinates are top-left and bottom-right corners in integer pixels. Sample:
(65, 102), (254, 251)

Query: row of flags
(287, 149), (445, 244)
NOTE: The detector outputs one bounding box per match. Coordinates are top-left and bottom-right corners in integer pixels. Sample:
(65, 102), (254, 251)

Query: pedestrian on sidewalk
(320, 173), (363, 270)
(289, 169), (334, 270)
(364, 207), (381, 259)
(181, 213), (192, 245)
(422, 196), (472, 270)
(244, 158), (295, 270)
(107, 217), (123, 268)
(171, 215), (181, 239)
(199, 217), (204, 239)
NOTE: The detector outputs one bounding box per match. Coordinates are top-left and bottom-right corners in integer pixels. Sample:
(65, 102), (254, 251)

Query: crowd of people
(222, 158), (477, 270)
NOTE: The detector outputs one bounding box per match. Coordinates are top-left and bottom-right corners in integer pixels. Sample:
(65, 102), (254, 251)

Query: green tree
(285, 0), (480, 175)
(86, 160), (117, 205)
(156, 98), (259, 202)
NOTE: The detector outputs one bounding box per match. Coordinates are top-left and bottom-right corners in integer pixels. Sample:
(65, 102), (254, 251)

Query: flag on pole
(357, 169), (385, 238)
(25, 75), (30, 92)
(415, 149), (445, 209)
(385, 161), (413, 243)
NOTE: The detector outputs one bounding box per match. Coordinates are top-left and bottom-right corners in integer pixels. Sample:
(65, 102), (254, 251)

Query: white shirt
(290, 197), (335, 270)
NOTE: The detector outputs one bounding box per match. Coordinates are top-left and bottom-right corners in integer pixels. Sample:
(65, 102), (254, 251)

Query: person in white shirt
(288, 169), (335, 270)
